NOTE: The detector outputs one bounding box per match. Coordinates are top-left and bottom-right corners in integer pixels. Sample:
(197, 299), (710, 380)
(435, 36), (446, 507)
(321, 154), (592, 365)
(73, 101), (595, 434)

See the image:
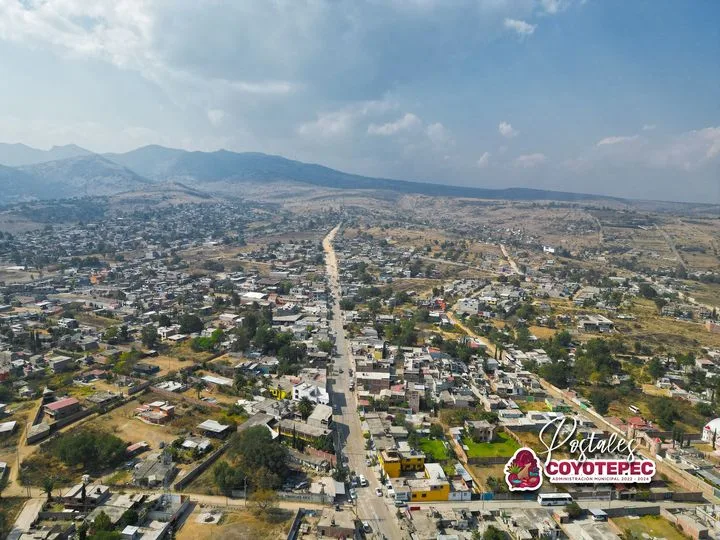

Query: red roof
(45, 397), (79, 411)
(627, 416), (646, 427)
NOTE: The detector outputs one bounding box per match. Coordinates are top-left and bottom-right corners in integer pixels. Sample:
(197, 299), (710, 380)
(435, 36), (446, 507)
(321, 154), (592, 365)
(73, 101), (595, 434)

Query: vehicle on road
(365, 458), (372, 466)
(537, 493), (573, 506)
(376, 487), (383, 497)
(394, 500), (407, 507)
(362, 522), (371, 533)
(358, 474), (368, 487)
(349, 489), (358, 500)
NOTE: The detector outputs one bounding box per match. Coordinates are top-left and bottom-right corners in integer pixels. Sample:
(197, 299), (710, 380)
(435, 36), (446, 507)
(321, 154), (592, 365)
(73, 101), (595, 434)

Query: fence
(538, 378), (720, 504)
(149, 386), (221, 409)
(128, 380), (154, 395)
(173, 442), (230, 491)
(287, 508), (306, 540)
(278, 491), (328, 504)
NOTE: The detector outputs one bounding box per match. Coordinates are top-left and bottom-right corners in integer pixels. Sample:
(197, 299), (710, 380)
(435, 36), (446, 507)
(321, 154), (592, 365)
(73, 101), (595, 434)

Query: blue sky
(0, 0), (718, 202)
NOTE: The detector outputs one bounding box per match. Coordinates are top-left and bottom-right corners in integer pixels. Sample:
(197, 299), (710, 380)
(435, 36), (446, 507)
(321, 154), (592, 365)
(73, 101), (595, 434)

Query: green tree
(213, 461), (246, 495)
(647, 357), (665, 380)
(179, 314), (204, 334)
(248, 489), (279, 518)
(482, 525), (506, 540)
(93, 511), (112, 532)
(639, 283), (657, 299)
(78, 521), (89, 540)
(429, 423), (444, 439)
(141, 325), (158, 348)
(194, 381), (205, 399)
(565, 502), (583, 519)
(229, 426), (288, 488)
(42, 476), (55, 500)
(590, 390), (612, 415)
(51, 429), (127, 472)
(649, 397), (680, 429)
(297, 397), (314, 420)
(117, 509), (139, 529)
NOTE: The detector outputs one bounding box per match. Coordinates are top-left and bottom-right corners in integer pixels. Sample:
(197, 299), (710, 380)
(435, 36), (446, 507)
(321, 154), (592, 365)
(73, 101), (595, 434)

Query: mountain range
(0, 142), (622, 205)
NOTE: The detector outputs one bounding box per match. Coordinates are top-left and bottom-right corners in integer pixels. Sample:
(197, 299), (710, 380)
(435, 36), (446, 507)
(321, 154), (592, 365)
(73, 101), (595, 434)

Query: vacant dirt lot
(177, 506), (293, 540)
(92, 398), (180, 449)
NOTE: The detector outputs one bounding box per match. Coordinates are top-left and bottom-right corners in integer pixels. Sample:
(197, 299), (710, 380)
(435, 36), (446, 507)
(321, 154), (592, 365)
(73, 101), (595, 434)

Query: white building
(293, 382), (330, 405)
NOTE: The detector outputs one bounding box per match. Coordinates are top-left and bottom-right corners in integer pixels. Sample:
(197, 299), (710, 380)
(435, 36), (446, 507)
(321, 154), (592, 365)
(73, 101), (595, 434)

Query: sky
(0, 0), (718, 203)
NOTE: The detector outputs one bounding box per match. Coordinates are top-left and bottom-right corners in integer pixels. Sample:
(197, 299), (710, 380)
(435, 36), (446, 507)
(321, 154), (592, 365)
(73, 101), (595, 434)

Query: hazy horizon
(0, 1), (718, 203)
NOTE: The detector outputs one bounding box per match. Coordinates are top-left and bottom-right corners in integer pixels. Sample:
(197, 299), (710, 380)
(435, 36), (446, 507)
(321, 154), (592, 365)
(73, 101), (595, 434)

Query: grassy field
(516, 400), (550, 413)
(419, 438), (450, 461)
(604, 389), (707, 433)
(528, 326), (556, 340)
(612, 515), (688, 540)
(622, 298), (720, 352)
(463, 432), (519, 458)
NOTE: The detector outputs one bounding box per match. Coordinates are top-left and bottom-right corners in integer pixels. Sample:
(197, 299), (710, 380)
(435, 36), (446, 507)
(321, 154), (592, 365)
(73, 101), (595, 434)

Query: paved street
(323, 225), (407, 540)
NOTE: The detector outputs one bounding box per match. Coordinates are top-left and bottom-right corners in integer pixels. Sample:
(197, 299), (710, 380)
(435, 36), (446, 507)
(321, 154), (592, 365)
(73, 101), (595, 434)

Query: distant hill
(0, 163), (65, 202)
(0, 143), (92, 167)
(106, 145), (619, 202)
(0, 142), (636, 205)
(19, 155), (151, 197)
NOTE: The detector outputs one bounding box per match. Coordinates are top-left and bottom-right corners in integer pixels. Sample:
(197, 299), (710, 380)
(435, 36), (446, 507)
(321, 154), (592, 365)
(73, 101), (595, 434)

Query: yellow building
(379, 448), (425, 478)
(267, 376), (294, 400)
(407, 478), (450, 502)
(408, 463), (450, 502)
(268, 385), (289, 400)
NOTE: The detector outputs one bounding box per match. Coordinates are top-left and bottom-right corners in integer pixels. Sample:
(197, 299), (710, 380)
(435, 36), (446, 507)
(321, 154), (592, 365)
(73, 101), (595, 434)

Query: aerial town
(0, 194), (718, 540)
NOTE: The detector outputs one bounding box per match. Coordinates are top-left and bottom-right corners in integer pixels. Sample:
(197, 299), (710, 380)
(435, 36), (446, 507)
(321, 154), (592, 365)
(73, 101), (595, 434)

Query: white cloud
(477, 152), (491, 168)
(540, 0), (573, 15)
(426, 122), (453, 146)
(515, 153), (546, 167)
(297, 99), (396, 138)
(227, 81), (297, 95)
(648, 126), (720, 169)
(642, 124), (656, 131)
(596, 135), (639, 146)
(207, 109), (225, 127)
(498, 121), (518, 138)
(298, 110), (357, 138)
(368, 113), (422, 136)
(504, 18), (536, 37)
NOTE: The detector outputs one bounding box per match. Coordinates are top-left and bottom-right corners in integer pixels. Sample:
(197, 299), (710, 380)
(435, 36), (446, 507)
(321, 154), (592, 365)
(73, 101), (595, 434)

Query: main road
(323, 225), (406, 540)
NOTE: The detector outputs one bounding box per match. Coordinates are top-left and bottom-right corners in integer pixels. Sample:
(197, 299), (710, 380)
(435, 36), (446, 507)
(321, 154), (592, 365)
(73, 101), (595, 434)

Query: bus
(628, 405), (641, 414)
(537, 493), (573, 506)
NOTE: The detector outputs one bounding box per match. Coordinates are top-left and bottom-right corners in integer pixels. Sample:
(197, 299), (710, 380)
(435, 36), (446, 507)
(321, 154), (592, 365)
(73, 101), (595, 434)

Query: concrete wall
(173, 442), (229, 490)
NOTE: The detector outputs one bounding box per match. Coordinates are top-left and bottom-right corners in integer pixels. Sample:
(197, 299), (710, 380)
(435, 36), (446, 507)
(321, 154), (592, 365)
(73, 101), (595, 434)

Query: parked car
(375, 487), (383, 497)
(349, 489), (358, 500)
(362, 522), (371, 533)
(394, 500), (407, 508)
(358, 475), (368, 487)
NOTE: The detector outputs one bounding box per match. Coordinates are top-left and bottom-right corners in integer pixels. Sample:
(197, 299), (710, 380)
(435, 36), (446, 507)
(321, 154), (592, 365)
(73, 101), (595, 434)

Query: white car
(375, 487), (383, 497)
